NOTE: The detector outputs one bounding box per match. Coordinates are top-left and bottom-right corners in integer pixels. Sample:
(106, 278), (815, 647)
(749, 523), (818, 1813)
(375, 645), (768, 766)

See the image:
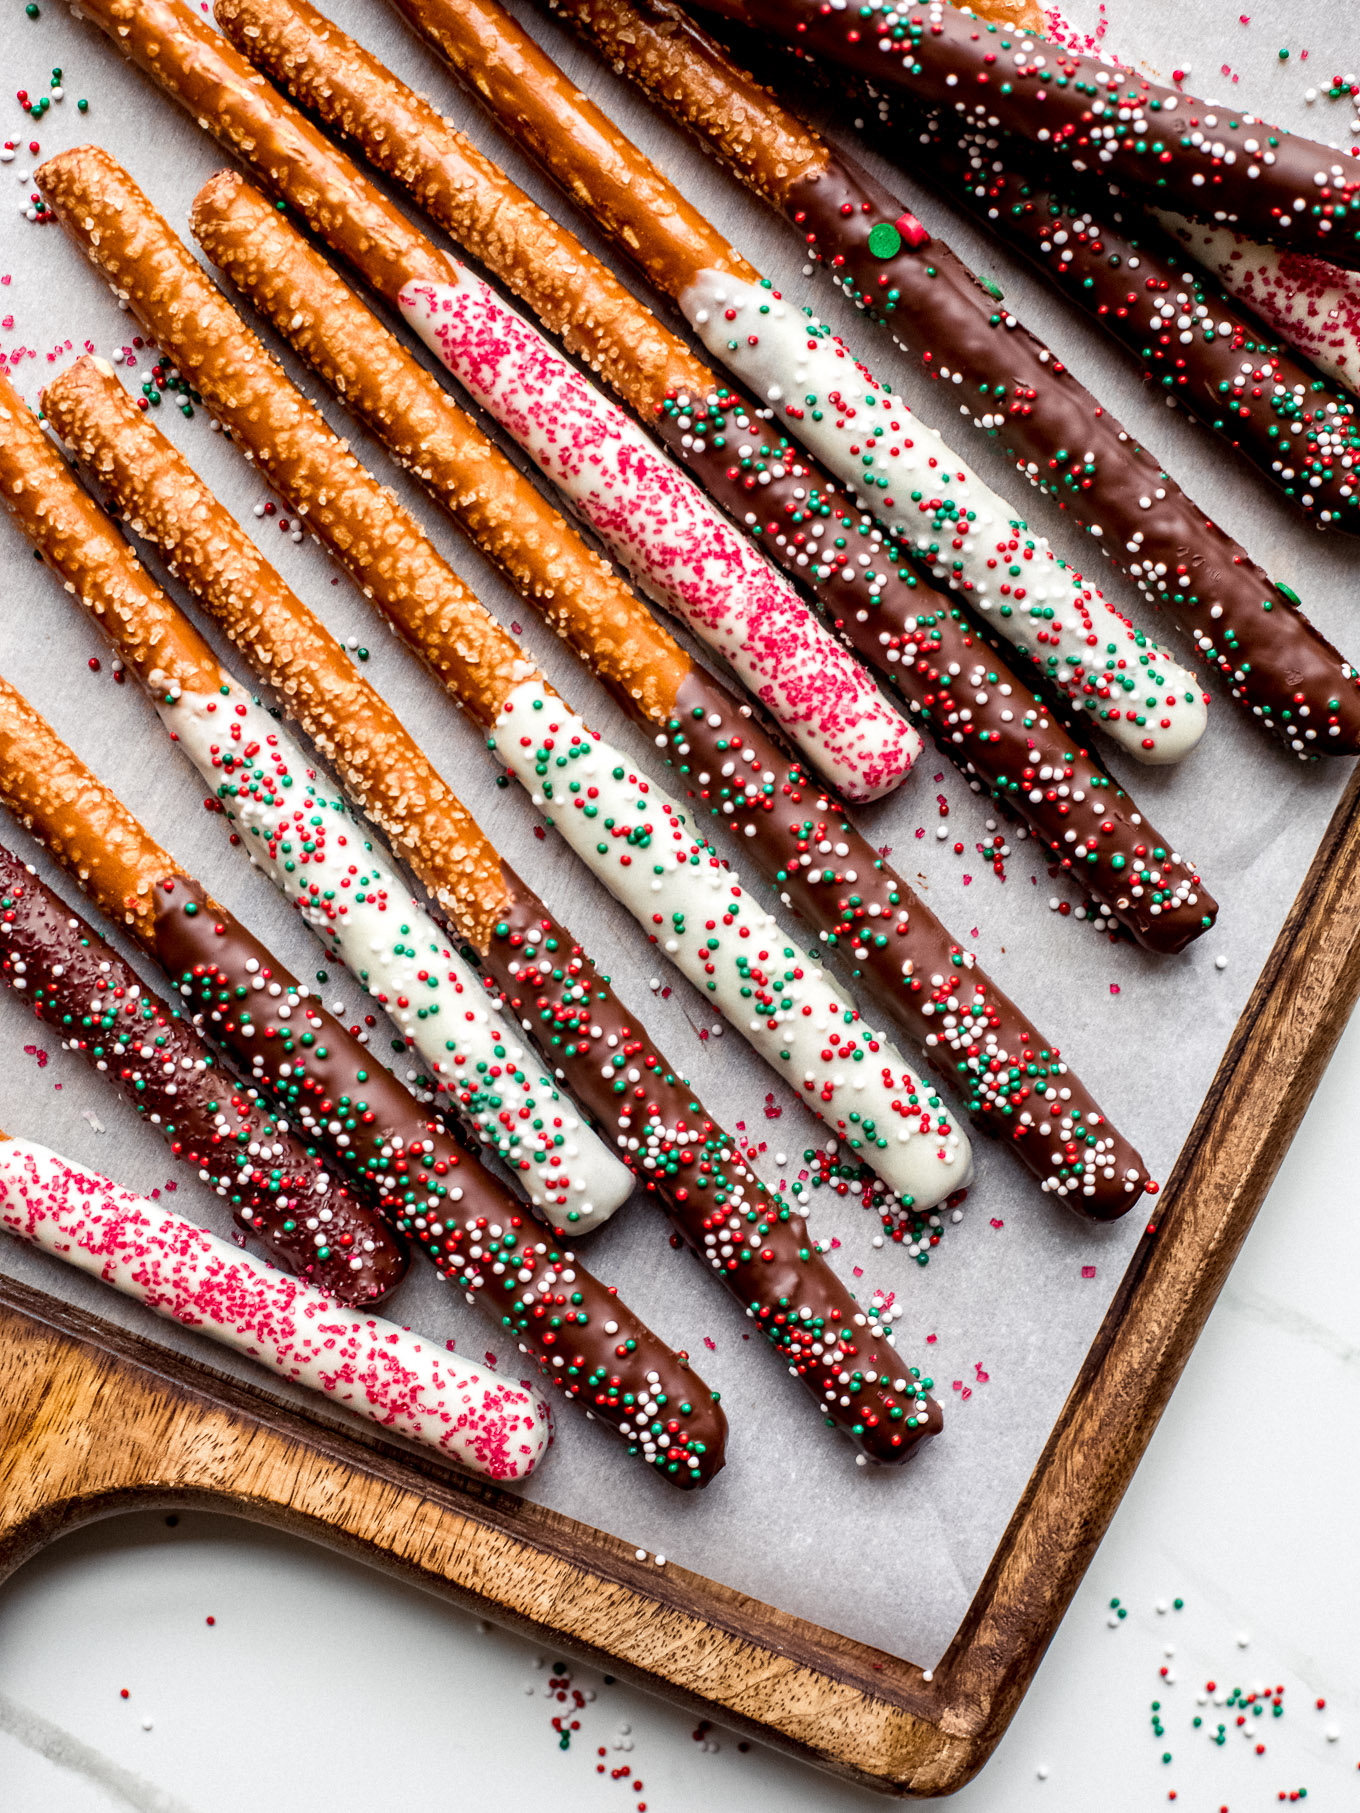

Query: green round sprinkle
(867, 221), (903, 259)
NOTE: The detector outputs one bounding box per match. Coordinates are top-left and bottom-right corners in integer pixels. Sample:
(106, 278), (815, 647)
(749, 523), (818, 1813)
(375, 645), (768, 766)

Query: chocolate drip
(778, 137), (1360, 753)
(652, 400), (1215, 951)
(659, 670), (1149, 1217)
(901, 115), (1360, 530)
(0, 844), (406, 1303)
(695, 0), (1360, 270)
(479, 865), (943, 1463)
(150, 875), (725, 1487)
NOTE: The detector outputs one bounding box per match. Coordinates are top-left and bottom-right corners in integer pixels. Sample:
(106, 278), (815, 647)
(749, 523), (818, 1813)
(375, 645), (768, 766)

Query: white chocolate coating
(398, 276), (920, 803)
(1158, 209), (1360, 403)
(491, 678), (971, 1208)
(679, 270), (1209, 765)
(162, 684), (632, 1232)
(0, 1136), (552, 1479)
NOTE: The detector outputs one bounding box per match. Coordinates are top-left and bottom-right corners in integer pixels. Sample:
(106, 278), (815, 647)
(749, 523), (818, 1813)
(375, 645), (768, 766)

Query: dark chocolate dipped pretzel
(687, 0), (1360, 272)
(546, 0), (1360, 759)
(901, 107), (1360, 531)
(186, 167), (1152, 1214)
(0, 840), (407, 1303)
(201, 0), (1215, 947)
(153, 877), (727, 1486)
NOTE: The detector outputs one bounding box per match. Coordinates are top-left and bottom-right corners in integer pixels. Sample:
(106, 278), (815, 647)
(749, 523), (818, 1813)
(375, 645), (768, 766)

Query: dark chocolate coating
(479, 866), (944, 1463)
(652, 398), (1215, 951)
(659, 668), (1149, 1217)
(693, 0), (1360, 269)
(901, 111), (1360, 531)
(773, 139), (1360, 757)
(150, 875), (726, 1487)
(0, 842), (406, 1303)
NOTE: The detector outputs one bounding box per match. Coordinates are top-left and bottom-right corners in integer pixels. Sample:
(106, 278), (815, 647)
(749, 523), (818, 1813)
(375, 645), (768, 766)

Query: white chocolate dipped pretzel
(398, 274), (921, 804)
(491, 678), (971, 1207)
(162, 681), (631, 1233)
(677, 272), (1210, 765)
(1158, 210), (1360, 403)
(0, 1135), (552, 1479)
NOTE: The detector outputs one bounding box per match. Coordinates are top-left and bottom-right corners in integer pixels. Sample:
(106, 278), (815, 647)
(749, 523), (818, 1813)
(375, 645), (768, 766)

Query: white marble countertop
(1, 997), (1355, 1812)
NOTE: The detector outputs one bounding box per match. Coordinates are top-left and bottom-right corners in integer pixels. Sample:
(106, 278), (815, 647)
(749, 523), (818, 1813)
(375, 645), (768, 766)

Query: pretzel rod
(12, 361), (631, 1235)
(0, 1135), (552, 1480)
(26, 299), (945, 1454)
(546, 0), (1360, 752)
(67, 2), (918, 807)
(0, 679), (725, 1485)
(1157, 212), (1360, 402)
(190, 174), (1151, 1216)
(203, 4), (1214, 956)
(687, 0), (1360, 272)
(0, 840), (407, 1302)
(899, 108), (1360, 532)
(39, 154), (978, 1216)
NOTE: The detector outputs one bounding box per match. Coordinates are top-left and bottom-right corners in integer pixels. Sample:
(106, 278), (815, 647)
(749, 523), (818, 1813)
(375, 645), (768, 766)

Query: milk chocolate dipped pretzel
(899, 108), (1360, 532)
(2, 369), (630, 1238)
(0, 1132), (552, 1480)
(29, 336), (941, 1456)
(234, 0), (1204, 770)
(1158, 212), (1360, 402)
(545, 0), (1360, 750)
(0, 841), (408, 1303)
(72, 0), (1214, 953)
(66, 2), (917, 807)
(0, 679), (727, 1485)
(38, 151), (975, 1219)
(189, 173), (1152, 1216)
(686, 0), (1360, 272)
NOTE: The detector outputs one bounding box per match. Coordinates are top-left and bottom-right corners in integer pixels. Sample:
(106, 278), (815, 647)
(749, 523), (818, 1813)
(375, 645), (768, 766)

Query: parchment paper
(0, 0), (1352, 1669)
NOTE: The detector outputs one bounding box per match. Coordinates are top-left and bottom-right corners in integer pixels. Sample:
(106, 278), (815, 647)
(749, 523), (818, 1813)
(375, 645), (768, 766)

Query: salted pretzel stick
(897, 107), (1360, 532)
(5, 368), (631, 1237)
(212, 0), (1204, 771)
(0, 678), (727, 1486)
(67, 1), (917, 806)
(687, 0), (1360, 272)
(0, 1133), (552, 1480)
(1157, 212), (1360, 403)
(32, 360), (944, 1459)
(546, 0), (1360, 746)
(39, 154), (974, 1214)
(0, 837), (408, 1303)
(191, 173), (1152, 1217)
(73, 0), (1213, 955)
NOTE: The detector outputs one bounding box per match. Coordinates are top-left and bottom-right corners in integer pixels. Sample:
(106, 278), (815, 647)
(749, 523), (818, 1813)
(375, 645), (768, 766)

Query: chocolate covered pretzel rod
(266, 0), (1204, 768)
(81, 0), (1214, 953)
(2, 368), (630, 1237)
(0, 678), (726, 1485)
(546, 0), (1360, 748)
(190, 171), (1151, 1215)
(0, 840), (407, 1302)
(29, 209), (942, 1461)
(39, 150), (974, 1217)
(898, 107), (1360, 531)
(0, 1133), (552, 1480)
(66, 0), (917, 806)
(687, 0), (1360, 271)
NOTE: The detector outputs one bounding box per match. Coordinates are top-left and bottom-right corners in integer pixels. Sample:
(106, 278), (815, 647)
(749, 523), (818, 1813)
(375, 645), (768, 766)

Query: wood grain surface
(3, 760), (1359, 1796)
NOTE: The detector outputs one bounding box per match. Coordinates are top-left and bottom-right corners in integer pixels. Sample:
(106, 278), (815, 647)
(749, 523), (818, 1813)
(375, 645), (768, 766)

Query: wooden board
(5, 757), (1359, 1799)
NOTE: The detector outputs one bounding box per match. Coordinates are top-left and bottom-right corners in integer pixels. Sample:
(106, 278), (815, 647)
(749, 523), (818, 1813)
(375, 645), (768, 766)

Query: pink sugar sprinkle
(989, 1217), (1005, 1230)
(22, 1044), (48, 1069)
(1082, 1265), (1097, 1279)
